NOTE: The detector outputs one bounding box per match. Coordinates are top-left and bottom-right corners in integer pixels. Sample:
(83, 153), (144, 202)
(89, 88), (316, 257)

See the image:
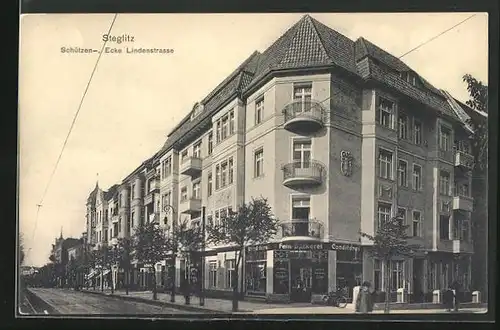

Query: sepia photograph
(17, 12), (489, 318)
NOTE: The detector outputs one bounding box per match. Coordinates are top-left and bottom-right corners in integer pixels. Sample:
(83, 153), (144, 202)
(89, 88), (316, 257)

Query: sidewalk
(80, 288), (308, 313)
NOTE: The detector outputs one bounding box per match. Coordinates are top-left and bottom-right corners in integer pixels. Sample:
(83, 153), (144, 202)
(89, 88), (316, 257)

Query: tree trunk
(384, 259), (391, 314)
(151, 266), (157, 300)
(125, 268), (129, 295)
(232, 250), (243, 312)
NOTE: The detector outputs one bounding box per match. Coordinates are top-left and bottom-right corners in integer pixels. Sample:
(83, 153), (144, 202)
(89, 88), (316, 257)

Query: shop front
(245, 241), (361, 303)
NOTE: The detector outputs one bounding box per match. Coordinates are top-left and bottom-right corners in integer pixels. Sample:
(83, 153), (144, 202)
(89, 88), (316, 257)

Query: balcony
(282, 160), (325, 188)
(111, 215), (119, 223)
(453, 195), (474, 212)
(452, 239), (473, 254)
(282, 100), (325, 133)
(144, 193), (154, 205)
(279, 219), (323, 241)
(148, 179), (160, 193)
(180, 157), (202, 176)
(180, 198), (202, 215)
(454, 151), (474, 170)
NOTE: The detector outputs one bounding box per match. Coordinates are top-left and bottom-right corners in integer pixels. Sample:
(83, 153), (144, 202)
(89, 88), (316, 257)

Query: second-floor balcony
(282, 160), (325, 188)
(279, 219), (323, 241)
(180, 197), (202, 215)
(282, 100), (326, 133)
(453, 194), (474, 212)
(454, 151), (474, 171)
(180, 157), (202, 177)
(111, 215), (119, 223)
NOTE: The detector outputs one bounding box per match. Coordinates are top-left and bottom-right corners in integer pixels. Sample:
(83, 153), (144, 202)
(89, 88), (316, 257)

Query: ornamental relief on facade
(441, 200), (451, 214)
(340, 150), (354, 177)
(214, 188), (233, 208)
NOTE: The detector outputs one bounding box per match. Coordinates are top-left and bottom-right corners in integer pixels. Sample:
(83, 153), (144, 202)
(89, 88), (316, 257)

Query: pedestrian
(355, 281), (374, 314)
(442, 285), (454, 312)
(450, 280), (461, 312)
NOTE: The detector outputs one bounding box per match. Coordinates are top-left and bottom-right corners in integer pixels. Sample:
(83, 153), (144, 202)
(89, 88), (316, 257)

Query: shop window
(374, 259), (382, 291)
(208, 261), (217, 288)
(273, 260), (289, 294)
(225, 259), (235, 289)
(245, 261), (267, 293)
(391, 260), (404, 291)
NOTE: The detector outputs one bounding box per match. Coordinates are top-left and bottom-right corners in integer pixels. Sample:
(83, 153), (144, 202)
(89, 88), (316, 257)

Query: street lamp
(163, 204), (177, 303)
(111, 238), (118, 295)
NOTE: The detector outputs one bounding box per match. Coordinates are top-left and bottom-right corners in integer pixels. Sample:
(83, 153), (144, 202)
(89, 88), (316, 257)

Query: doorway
(290, 259), (312, 302)
(413, 259), (424, 302)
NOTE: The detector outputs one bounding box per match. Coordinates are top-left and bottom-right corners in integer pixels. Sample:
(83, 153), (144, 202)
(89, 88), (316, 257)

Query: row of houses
(84, 14), (487, 303)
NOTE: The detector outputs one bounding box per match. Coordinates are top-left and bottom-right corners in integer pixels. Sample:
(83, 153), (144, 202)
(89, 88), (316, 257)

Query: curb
(372, 302), (487, 311)
(26, 289), (61, 314)
(81, 290), (225, 313)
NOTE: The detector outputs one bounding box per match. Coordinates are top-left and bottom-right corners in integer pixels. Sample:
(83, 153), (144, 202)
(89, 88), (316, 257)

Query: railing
(182, 156), (202, 164)
(454, 151), (475, 169)
(280, 219), (323, 239)
(282, 160), (324, 183)
(282, 100), (325, 126)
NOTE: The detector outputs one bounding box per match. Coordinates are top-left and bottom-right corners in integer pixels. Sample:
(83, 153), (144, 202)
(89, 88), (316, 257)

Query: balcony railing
(452, 194), (474, 212)
(454, 151), (474, 170)
(148, 179), (160, 193)
(180, 157), (202, 176)
(282, 100), (325, 133)
(180, 197), (202, 215)
(282, 160), (325, 187)
(280, 219), (323, 241)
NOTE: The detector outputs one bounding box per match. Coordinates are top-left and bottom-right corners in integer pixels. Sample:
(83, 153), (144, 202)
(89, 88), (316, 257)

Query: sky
(18, 13), (488, 267)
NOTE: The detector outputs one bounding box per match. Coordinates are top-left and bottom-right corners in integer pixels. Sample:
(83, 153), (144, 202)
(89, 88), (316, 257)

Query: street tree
(117, 237), (133, 295)
(206, 197), (278, 312)
(94, 245), (114, 292)
(170, 218), (204, 300)
(133, 221), (169, 300)
(462, 73), (488, 298)
(462, 73), (488, 171)
(359, 216), (418, 314)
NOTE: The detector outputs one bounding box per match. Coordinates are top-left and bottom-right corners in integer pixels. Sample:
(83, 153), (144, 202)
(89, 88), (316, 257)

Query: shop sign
(246, 244), (269, 252)
(329, 243), (360, 252)
(246, 242), (361, 252)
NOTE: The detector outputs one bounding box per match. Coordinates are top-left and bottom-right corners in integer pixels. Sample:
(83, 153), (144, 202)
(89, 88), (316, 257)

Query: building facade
(85, 15), (482, 302)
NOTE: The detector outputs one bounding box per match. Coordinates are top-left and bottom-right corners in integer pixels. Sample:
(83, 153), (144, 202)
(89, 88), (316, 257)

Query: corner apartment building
(85, 15), (481, 302)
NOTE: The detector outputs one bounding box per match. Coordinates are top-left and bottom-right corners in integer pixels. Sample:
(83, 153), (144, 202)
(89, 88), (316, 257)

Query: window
(440, 215), (450, 240)
(293, 84), (312, 112)
(398, 113), (408, 139)
(374, 259), (382, 291)
(215, 165), (221, 190)
(255, 98), (264, 124)
(439, 170), (450, 196)
(439, 126), (451, 151)
(454, 217), (470, 241)
(391, 261), (404, 291)
(254, 148), (264, 178)
(397, 160), (408, 187)
(225, 259), (236, 289)
(456, 140), (471, 154)
(192, 182), (201, 199)
(221, 161), (228, 187)
(245, 261), (267, 293)
(293, 140), (312, 168)
(378, 149), (393, 179)
(414, 120), (422, 145)
(222, 115), (229, 141)
(113, 223), (118, 237)
(377, 97), (394, 129)
(181, 150), (188, 163)
(131, 211), (135, 229)
(229, 110), (235, 135)
(412, 164), (422, 191)
(412, 211), (421, 237)
(216, 121), (221, 143)
(208, 132), (213, 155)
(456, 182), (470, 197)
(397, 207), (406, 225)
(131, 184), (135, 199)
(207, 172), (213, 197)
(209, 261), (217, 288)
(180, 187), (188, 202)
(377, 203), (391, 229)
(193, 142), (201, 159)
(228, 157), (234, 184)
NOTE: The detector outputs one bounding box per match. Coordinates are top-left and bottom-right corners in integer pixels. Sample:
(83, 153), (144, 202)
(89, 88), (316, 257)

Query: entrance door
(413, 259), (424, 302)
(291, 260), (312, 302)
